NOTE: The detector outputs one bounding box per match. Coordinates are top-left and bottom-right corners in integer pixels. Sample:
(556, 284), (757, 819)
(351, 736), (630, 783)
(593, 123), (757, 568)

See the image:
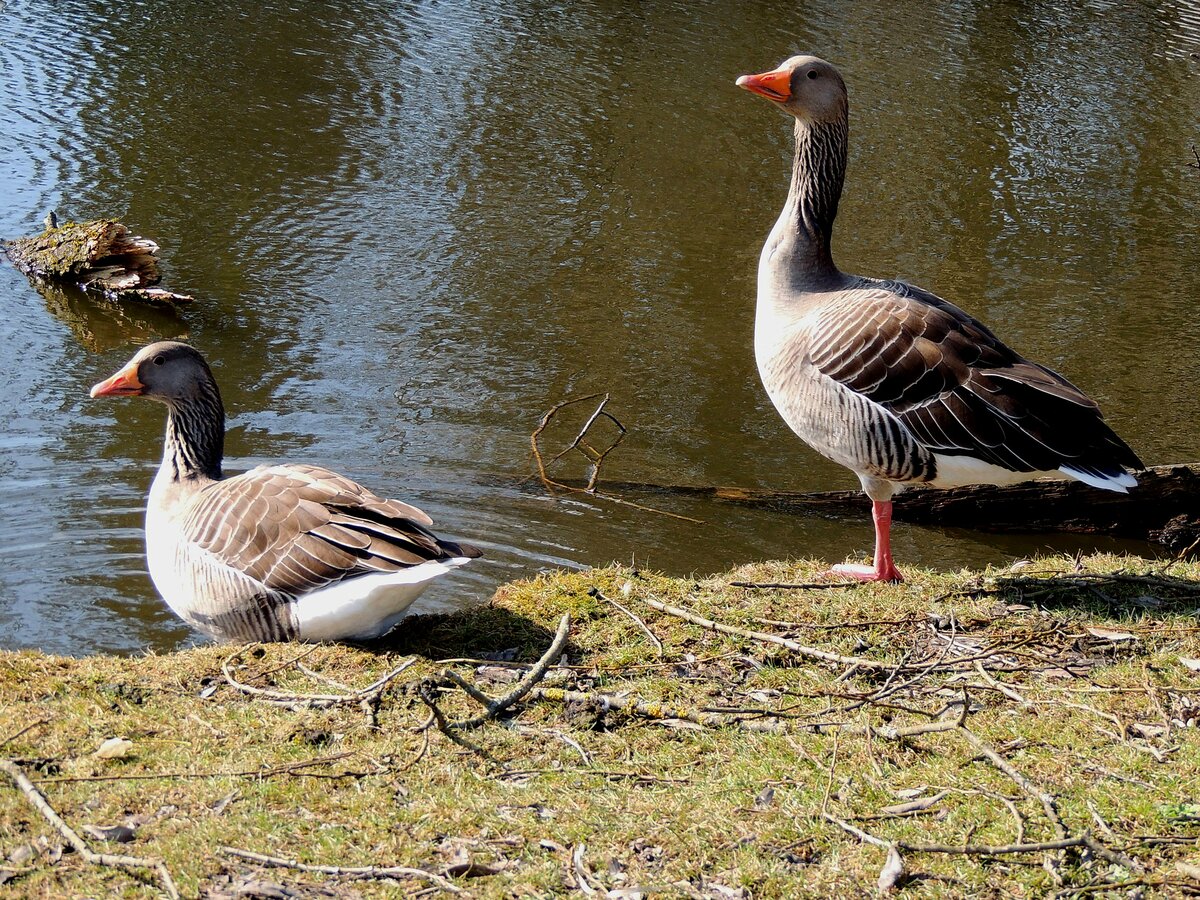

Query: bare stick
(640, 596), (900, 671)
(902, 836), (1087, 855)
(823, 813), (892, 848)
(973, 660), (1029, 705)
(733, 581), (860, 591)
(220, 846), (464, 894)
(956, 725), (1067, 840)
(591, 587), (663, 656)
(36, 751), (358, 784)
(828, 809), (1132, 867)
(222, 655), (415, 707)
(0, 758), (179, 899)
(451, 613), (571, 729)
(0, 718), (48, 750)
(416, 683), (496, 762)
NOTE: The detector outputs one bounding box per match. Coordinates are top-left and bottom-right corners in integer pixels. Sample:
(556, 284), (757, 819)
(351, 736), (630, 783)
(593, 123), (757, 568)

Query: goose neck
(161, 388), (225, 484)
(777, 116), (847, 280)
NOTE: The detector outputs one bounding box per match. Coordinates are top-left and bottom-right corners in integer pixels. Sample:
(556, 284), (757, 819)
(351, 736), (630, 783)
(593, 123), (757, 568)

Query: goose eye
(806, 70), (819, 80)
(152, 356), (165, 366)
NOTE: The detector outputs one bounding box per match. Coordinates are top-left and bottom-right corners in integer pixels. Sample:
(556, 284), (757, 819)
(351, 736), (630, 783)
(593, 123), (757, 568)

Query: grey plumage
(91, 341), (481, 642)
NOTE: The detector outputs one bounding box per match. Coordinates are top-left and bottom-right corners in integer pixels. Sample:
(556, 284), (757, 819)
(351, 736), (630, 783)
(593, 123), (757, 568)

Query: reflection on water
(0, 0), (1198, 655)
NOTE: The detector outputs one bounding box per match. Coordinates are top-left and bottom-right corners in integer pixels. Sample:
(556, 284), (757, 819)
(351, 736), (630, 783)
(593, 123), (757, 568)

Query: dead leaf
(82, 824), (136, 843)
(753, 786), (776, 810)
(879, 790), (949, 816)
(1086, 626), (1136, 643)
(652, 718), (706, 731)
(1175, 859), (1200, 880)
(6, 844), (35, 866)
(877, 843), (904, 892)
(572, 843), (599, 895)
(474, 665), (519, 685)
(1127, 723), (1167, 740)
(891, 786), (928, 800)
(93, 737), (134, 759)
(1180, 657), (1200, 673)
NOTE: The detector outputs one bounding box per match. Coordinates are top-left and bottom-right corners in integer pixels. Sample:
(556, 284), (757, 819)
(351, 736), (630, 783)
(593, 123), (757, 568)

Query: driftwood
(3, 214), (192, 304)
(537, 463), (1200, 554)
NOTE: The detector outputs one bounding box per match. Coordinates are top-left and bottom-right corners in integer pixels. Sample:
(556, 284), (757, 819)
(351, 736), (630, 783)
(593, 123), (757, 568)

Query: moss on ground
(1, 553), (1198, 898)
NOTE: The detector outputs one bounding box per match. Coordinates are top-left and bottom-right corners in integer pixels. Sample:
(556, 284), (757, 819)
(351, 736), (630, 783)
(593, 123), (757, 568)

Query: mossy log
(549, 463), (1200, 553)
(3, 217), (193, 304)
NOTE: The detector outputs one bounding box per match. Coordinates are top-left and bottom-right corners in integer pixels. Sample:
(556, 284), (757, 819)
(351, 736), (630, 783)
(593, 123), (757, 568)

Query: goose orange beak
(90, 363), (144, 398)
(736, 67), (793, 102)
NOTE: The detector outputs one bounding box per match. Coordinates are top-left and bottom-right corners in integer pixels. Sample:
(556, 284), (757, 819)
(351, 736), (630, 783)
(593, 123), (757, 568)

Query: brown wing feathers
(182, 464), (480, 598)
(809, 282), (1143, 476)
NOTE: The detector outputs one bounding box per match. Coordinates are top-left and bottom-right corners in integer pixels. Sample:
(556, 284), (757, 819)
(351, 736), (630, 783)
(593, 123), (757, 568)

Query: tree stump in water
(3, 216), (193, 304)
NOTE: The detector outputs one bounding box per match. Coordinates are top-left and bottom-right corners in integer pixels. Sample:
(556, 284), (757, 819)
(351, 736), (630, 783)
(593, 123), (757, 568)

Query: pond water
(1, 0), (1198, 655)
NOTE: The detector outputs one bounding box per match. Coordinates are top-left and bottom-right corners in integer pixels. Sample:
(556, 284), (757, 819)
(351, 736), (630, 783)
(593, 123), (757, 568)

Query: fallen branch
(449, 613), (572, 730)
(534, 463), (1200, 549)
(0, 718), (48, 750)
(0, 758), (179, 899)
(639, 596), (900, 672)
(4, 216), (193, 304)
(956, 725), (1068, 841)
(220, 846), (464, 894)
(35, 751), (360, 784)
(591, 587), (663, 656)
(221, 655), (416, 708)
(527, 686), (968, 739)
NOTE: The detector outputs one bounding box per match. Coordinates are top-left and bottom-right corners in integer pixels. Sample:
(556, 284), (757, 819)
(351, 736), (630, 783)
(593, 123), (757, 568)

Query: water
(1, 0), (1197, 655)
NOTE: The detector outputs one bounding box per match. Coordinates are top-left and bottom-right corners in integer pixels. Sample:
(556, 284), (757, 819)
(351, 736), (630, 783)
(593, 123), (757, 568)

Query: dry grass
(1, 552), (1198, 898)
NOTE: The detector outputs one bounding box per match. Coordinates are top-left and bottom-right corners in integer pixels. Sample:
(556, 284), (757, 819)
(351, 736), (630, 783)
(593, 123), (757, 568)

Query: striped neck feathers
(162, 381), (225, 482)
(781, 115), (848, 278)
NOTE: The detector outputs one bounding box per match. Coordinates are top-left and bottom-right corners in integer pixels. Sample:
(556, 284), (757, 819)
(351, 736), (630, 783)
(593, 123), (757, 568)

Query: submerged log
(3, 215), (193, 304)
(540, 463), (1200, 553)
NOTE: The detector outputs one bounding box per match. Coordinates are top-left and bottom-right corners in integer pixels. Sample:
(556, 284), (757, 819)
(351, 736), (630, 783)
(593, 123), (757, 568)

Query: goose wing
(806, 281), (1143, 476)
(179, 463), (481, 598)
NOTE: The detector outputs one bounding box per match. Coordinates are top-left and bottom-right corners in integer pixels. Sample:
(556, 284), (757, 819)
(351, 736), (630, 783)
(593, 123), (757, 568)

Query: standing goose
(90, 341), (481, 641)
(735, 55), (1142, 582)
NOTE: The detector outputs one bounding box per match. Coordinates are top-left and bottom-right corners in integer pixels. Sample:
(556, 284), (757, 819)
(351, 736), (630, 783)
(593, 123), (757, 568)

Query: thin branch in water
(531, 393), (625, 493)
(220, 846), (465, 894)
(529, 395), (704, 523)
(0, 758), (180, 899)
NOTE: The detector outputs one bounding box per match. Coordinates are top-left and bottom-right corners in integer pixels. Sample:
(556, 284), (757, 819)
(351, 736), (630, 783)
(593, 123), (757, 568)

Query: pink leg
(828, 499), (904, 583)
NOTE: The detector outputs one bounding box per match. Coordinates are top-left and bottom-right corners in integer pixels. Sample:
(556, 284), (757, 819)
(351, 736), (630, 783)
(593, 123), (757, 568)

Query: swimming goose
(90, 341), (481, 641)
(735, 55), (1143, 582)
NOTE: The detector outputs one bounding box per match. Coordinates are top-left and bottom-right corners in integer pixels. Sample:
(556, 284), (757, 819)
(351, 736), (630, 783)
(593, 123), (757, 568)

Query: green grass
(1, 553), (1198, 897)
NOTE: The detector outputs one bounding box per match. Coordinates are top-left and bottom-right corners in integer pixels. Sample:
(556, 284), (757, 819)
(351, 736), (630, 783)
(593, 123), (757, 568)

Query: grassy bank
(1, 553), (1198, 898)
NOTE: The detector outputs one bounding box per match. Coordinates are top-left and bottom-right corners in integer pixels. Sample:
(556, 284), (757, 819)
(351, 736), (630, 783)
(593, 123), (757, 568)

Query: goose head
(90, 341), (218, 406)
(736, 55), (847, 126)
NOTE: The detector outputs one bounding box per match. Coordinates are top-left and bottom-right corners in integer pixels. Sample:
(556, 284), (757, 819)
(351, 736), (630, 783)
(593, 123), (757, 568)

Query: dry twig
(0, 758), (179, 898)
(590, 587), (663, 656)
(221, 655), (416, 708)
(0, 718), (48, 750)
(220, 846), (464, 894)
(450, 613), (572, 730)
